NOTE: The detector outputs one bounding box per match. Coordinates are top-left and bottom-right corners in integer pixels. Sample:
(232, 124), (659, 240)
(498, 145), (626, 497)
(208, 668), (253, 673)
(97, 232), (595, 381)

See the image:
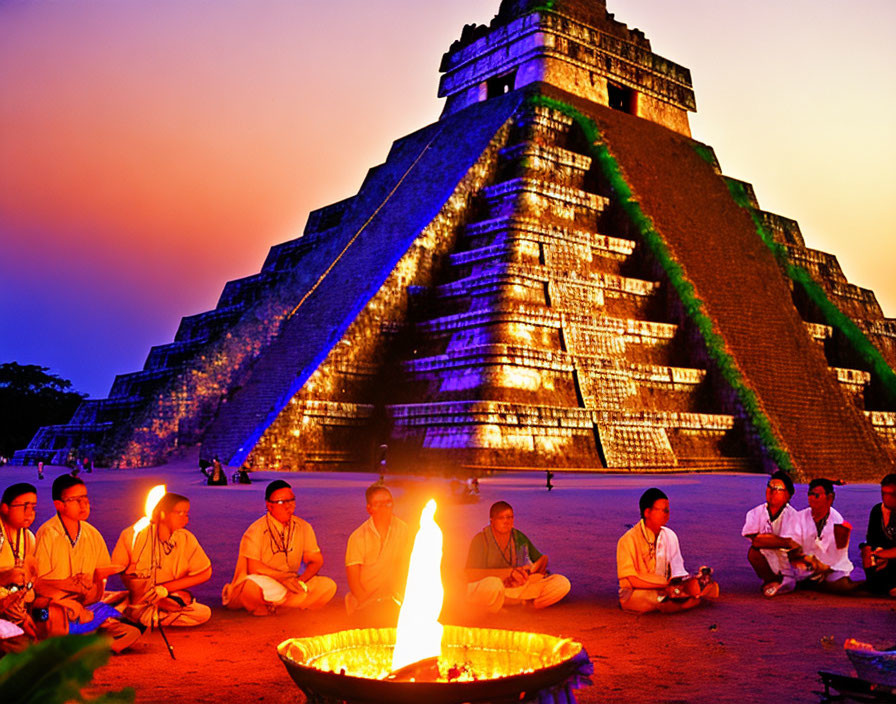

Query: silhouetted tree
(0, 363), (86, 457)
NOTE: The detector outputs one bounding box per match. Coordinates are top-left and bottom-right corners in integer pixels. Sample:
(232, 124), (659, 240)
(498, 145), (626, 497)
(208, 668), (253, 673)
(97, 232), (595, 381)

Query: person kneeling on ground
(344, 484), (411, 621)
(742, 470), (806, 597)
(794, 478), (861, 593)
(112, 492), (212, 627)
(34, 476), (141, 652)
(222, 480), (336, 615)
(465, 501), (570, 613)
(859, 472), (896, 597)
(617, 488), (719, 614)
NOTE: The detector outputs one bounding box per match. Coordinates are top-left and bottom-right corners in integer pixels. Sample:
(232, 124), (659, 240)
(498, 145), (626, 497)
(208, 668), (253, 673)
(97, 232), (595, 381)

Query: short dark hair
(152, 492), (190, 520)
(881, 473), (896, 488)
(489, 500), (513, 518)
(769, 470), (794, 498)
(52, 474), (85, 502)
(265, 479), (292, 502)
(639, 488), (668, 520)
(365, 484), (391, 504)
(808, 478), (836, 495)
(1, 483), (37, 506)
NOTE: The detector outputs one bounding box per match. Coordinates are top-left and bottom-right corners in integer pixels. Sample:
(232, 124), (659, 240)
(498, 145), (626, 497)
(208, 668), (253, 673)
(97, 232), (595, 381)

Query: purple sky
(1, 0), (894, 399)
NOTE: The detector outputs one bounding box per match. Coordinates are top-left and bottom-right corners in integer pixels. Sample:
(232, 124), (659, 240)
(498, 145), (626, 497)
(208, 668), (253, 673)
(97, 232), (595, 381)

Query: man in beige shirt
(222, 480), (336, 615)
(34, 475), (140, 651)
(0, 483), (38, 651)
(617, 488), (718, 613)
(345, 485), (411, 618)
(112, 491), (212, 627)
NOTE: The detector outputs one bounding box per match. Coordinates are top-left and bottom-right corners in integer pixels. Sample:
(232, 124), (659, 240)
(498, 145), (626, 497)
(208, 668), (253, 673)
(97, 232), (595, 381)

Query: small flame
(391, 499), (444, 673)
(131, 484), (166, 548)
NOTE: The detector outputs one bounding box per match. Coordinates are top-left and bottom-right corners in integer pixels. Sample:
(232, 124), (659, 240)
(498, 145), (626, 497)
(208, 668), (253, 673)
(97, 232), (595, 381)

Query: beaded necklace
(58, 514), (81, 548)
(267, 515), (294, 557)
(487, 527), (516, 567)
(639, 521), (658, 562)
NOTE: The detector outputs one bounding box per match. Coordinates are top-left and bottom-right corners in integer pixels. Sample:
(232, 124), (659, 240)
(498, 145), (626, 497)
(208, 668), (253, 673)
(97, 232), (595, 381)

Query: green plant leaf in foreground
(0, 635), (134, 704)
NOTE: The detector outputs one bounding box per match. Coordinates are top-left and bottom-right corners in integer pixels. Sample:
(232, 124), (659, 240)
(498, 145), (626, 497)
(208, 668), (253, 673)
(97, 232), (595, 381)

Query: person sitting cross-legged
(344, 484), (411, 621)
(34, 475), (141, 651)
(617, 488), (719, 614)
(222, 480), (336, 615)
(112, 492), (212, 627)
(465, 501), (570, 613)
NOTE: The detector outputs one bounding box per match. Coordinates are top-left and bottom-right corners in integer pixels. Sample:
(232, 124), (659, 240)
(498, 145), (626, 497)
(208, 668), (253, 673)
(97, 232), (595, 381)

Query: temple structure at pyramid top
(15, 0), (896, 482)
(439, 0), (695, 136)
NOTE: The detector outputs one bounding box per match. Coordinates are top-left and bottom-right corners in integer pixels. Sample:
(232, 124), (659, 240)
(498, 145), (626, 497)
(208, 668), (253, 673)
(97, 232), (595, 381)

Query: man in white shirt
(795, 478), (858, 593)
(344, 485), (411, 619)
(742, 470), (805, 597)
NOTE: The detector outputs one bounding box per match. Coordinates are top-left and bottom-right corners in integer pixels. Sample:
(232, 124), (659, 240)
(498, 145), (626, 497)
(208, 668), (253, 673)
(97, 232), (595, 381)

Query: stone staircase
(383, 101), (748, 471)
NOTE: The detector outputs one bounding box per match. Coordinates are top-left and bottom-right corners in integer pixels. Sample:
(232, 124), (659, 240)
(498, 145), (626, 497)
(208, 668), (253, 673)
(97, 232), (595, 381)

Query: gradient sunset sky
(1, 0), (894, 399)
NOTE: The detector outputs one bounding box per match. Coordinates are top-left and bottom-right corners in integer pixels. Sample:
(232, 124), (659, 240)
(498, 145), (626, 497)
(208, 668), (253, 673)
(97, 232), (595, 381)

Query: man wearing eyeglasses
(33, 475), (140, 652)
(859, 473), (896, 596)
(742, 470), (806, 597)
(344, 485), (411, 619)
(222, 479), (336, 615)
(0, 483), (38, 652)
(465, 501), (570, 612)
(793, 478), (858, 593)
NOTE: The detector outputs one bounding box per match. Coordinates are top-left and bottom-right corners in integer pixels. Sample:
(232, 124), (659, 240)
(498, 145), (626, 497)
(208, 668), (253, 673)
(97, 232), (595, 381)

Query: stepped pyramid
(16, 0), (896, 481)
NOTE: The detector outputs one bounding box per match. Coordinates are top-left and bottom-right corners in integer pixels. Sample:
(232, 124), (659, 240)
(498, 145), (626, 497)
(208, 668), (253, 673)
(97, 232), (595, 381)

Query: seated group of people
(743, 470), (896, 599)
(1, 469), (893, 654)
(0, 476), (213, 654)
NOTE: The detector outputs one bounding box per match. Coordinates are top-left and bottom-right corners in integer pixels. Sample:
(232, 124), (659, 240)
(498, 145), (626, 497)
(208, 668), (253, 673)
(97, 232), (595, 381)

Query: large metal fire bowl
(277, 625), (587, 704)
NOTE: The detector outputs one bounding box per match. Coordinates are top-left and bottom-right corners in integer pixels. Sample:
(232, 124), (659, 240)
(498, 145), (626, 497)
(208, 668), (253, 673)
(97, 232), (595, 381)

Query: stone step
(108, 368), (175, 399)
(498, 142), (593, 188)
(418, 305), (676, 337)
(174, 305), (244, 343)
(437, 262), (658, 300)
(144, 338), (207, 372)
(461, 216), (636, 257)
(387, 400), (737, 468)
(481, 176), (609, 221)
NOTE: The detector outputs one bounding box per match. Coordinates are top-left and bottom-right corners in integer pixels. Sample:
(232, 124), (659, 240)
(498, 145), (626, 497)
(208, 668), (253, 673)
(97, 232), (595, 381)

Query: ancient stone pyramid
(17, 0), (896, 481)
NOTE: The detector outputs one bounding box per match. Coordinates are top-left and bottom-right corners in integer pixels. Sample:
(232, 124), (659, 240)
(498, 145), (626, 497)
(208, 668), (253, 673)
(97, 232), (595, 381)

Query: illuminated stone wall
(245, 121), (515, 471)
(114, 274), (310, 467)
